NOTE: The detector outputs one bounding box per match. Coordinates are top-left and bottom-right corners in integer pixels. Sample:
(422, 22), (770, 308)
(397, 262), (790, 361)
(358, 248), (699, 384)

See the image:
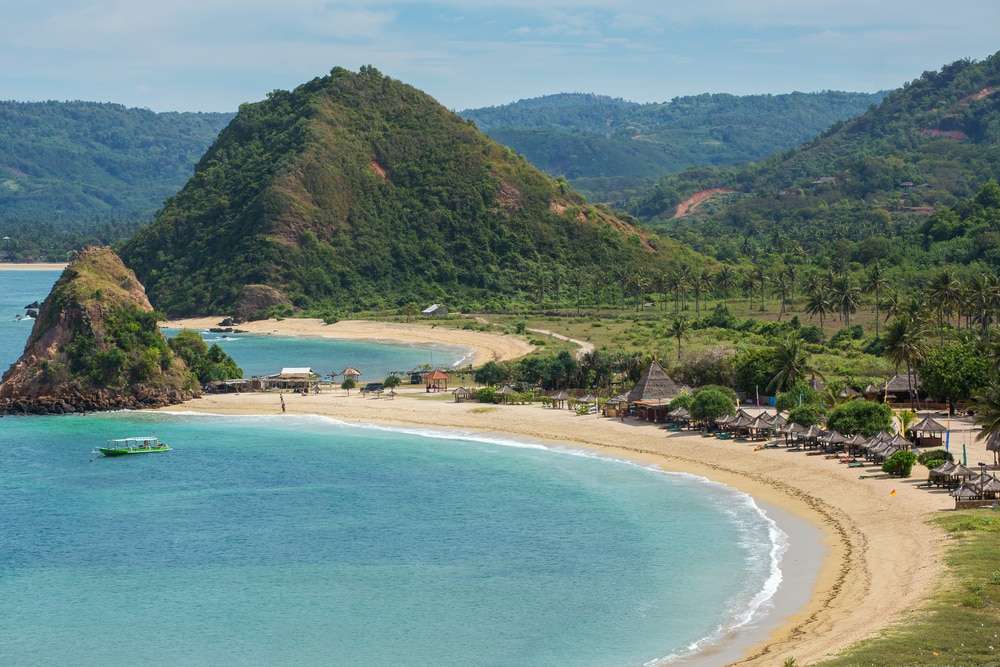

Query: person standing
(280, 392), (286, 413)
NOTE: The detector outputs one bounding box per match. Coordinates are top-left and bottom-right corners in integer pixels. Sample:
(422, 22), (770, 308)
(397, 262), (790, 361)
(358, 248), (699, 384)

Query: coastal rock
(0, 246), (199, 415)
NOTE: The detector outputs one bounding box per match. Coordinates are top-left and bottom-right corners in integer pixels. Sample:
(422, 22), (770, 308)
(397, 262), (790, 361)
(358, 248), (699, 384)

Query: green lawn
(815, 511), (1000, 666)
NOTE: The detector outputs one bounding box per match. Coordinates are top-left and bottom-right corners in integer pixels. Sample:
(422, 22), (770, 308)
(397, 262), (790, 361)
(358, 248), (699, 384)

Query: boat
(95, 437), (171, 457)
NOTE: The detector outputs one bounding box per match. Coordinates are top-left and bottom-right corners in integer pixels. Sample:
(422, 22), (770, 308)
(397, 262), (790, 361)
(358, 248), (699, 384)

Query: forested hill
(460, 91), (885, 203)
(121, 67), (704, 318)
(0, 102), (233, 259)
(637, 52), (1000, 270)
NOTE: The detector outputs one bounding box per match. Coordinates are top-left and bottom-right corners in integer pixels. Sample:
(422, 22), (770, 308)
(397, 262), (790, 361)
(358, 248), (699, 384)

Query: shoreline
(161, 316), (535, 367)
(158, 389), (951, 665)
(0, 263), (67, 271)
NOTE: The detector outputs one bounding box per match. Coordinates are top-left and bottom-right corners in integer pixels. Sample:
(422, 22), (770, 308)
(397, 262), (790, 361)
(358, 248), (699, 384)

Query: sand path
(164, 389), (957, 666)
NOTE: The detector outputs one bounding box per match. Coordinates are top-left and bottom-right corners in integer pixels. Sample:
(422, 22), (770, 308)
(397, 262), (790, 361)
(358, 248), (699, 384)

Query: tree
(827, 400), (893, 436)
(767, 335), (819, 394)
(919, 342), (989, 415)
(715, 265), (735, 305)
(788, 404), (823, 427)
(667, 316), (689, 360)
(882, 450), (917, 477)
(690, 386), (736, 424)
(341, 377), (356, 395)
(474, 360), (508, 387)
(831, 277), (860, 328)
(926, 270), (961, 335)
(865, 261), (888, 338)
(383, 374), (401, 390)
(804, 288), (831, 330)
(974, 384), (1000, 465)
(884, 315), (930, 409)
(733, 347), (776, 397)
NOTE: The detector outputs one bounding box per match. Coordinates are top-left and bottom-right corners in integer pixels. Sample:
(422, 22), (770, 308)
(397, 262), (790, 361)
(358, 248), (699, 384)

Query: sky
(1, 0), (998, 112)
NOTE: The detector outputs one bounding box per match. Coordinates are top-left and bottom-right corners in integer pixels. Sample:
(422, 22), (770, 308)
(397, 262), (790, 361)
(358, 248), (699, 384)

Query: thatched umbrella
(986, 431), (1000, 466)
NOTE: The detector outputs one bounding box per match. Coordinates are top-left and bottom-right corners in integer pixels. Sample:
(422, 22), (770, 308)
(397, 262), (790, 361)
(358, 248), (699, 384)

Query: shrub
(476, 387), (500, 404)
(917, 449), (953, 468)
(827, 400), (893, 436)
(474, 360), (509, 386)
(798, 325), (824, 344)
(690, 387), (736, 423)
(775, 380), (822, 412)
(882, 450), (918, 477)
(788, 404), (824, 427)
(669, 392), (694, 411)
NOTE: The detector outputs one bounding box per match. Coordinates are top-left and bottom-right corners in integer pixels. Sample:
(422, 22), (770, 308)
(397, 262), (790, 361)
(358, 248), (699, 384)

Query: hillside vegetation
(0, 101), (232, 260)
(460, 91), (884, 202)
(122, 67), (703, 318)
(638, 52), (1000, 277)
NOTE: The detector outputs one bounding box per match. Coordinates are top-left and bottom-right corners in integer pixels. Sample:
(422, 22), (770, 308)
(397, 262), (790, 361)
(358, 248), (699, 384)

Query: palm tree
(897, 408), (918, 436)
(973, 384), (1000, 465)
(767, 335), (821, 393)
(676, 264), (694, 311)
(667, 317), (690, 360)
(774, 270), (792, 321)
(831, 277), (861, 328)
(715, 265), (735, 306)
(926, 270), (961, 336)
(740, 272), (755, 311)
(804, 288), (831, 330)
(881, 289), (903, 324)
(883, 315), (930, 409)
(753, 264), (767, 312)
(865, 261), (888, 338)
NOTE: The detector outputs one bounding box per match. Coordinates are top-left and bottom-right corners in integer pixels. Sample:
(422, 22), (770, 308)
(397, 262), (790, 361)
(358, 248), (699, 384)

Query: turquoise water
(0, 270), (467, 379)
(0, 412), (783, 666)
(0, 269), (61, 373)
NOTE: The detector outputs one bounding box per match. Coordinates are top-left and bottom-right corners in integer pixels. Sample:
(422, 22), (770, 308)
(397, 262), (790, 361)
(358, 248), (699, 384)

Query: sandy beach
(162, 387), (966, 666)
(162, 317), (535, 367)
(0, 263), (68, 271)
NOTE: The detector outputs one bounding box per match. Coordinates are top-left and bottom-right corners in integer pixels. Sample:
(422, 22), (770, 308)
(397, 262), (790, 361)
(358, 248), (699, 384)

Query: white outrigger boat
(95, 437), (171, 457)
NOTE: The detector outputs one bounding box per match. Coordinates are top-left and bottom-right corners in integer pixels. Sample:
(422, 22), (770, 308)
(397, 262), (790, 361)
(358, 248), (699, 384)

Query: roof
(453, 386), (472, 395)
(422, 303), (444, 313)
(280, 367), (314, 376)
(885, 372), (921, 392)
(341, 367), (362, 376)
(626, 361), (681, 403)
(427, 370), (449, 380)
(910, 416), (947, 433)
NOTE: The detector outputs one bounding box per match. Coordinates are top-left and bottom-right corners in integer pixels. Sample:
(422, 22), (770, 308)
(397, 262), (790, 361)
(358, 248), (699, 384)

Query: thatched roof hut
(910, 416), (947, 433)
(627, 361), (681, 404)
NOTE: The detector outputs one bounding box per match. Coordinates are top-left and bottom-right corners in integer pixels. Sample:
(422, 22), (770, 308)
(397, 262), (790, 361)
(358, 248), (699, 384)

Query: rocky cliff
(0, 246), (198, 414)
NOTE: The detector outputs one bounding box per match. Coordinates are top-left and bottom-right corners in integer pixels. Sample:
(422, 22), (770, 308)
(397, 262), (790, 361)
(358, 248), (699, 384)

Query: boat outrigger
(95, 437), (171, 457)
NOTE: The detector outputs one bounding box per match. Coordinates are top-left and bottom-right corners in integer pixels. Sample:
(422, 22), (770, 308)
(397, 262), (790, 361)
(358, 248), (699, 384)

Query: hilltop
(460, 91), (884, 202)
(0, 246), (239, 414)
(0, 101), (232, 260)
(637, 52), (1000, 272)
(122, 67), (701, 318)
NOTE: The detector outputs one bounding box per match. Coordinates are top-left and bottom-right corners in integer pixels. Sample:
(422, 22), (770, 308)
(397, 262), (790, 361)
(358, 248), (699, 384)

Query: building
(627, 361), (682, 422)
(421, 304), (448, 317)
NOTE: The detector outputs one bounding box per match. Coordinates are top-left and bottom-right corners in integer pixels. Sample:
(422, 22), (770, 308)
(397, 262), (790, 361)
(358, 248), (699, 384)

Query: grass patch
(816, 511), (1000, 666)
(469, 406), (498, 414)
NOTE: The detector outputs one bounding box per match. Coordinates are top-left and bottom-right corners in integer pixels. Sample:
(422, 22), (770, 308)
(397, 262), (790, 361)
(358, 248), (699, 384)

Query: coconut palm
(753, 264), (767, 312)
(865, 261), (888, 338)
(896, 408), (918, 436)
(973, 384), (1000, 465)
(926, 270), (961, 335)
(715, 265), (735, 306)
(774, 270), (792, 320)
(804, 288), (831, 330)
(767, 335), (821, 393)
(667, 316), (690, 360)
(831, 277), (861, 328)
(883, 315), (930, 409)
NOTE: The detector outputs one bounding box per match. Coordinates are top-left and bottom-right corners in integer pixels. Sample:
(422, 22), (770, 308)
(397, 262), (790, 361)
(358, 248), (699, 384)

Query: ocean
(1, 270), (791, 665)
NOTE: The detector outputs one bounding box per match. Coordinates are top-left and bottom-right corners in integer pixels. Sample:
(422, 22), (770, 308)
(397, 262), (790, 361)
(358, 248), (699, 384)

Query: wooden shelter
(549, 389), (570, 409)
(340, 367), (362, 381)
(426, 369), (449, 392)
(453, 387), (472, 403)
(907, 416), (947, 448)
(602, 394), (628, 418)
(884, 372), (922, 405)
(626, 361), (681, 414)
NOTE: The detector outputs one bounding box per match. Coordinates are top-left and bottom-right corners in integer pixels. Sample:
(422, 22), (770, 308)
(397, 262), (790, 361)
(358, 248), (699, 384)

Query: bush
(918, 449), (954, 468)
(775, 380), (822, 412)
(827, 400), (893, 436)
(733, 347), (776, 395)
(476, 387), (500, 404)
(669, 392), (694, 411)
(788, 404), (824, 427)
(798, 325), (824, 344)
(690, 387), (736, 423)
(882, 450), (918, 477)
(474, 361), (509, 386)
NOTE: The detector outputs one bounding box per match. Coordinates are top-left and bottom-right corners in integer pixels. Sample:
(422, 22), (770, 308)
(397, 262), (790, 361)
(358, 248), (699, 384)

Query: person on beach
(280, 393), (286, 413)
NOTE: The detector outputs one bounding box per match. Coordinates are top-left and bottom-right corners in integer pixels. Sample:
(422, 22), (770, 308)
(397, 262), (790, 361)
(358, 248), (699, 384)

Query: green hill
(460, 91), (885, 202)
(637, 52), (1000, 269)
(0, 101), (233, 260)
(121, 67), (701, 318)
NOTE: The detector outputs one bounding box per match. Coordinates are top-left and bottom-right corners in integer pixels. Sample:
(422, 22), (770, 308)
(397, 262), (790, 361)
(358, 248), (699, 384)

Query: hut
(667, 407), (691, 429)
(837, 386), (860, 401)
(549, 390), (570, 409)
(602, 394), (629, 418)
(426, 369), (449, 392)
(269, 367), (320, 392)
(453, 387), (473, 403)
(907, 416), (947, 448)
(821, 431), (848, 452)
(987, 432), (1000, 466)
(340, 367), (363, 382)
(627, 361), (681, 421)
(884, 372), (922, 405)
(497, 385), (517, 404)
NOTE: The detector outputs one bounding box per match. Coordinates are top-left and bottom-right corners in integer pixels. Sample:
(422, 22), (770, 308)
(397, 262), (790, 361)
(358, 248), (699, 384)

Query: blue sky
(1, 1), (998, 111)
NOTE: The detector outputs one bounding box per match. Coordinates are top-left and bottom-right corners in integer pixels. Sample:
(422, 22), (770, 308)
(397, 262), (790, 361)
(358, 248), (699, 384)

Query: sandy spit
(0, 263), (68, 271)
(160, 387), (956, 666)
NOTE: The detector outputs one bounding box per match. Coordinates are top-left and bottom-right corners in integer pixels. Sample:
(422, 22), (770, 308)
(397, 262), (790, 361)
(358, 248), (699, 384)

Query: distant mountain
(0, 101), (232, 260)
(460, 91), (885, 202)
(121, 67), (701, 317)
(635, 51), (1000, 267)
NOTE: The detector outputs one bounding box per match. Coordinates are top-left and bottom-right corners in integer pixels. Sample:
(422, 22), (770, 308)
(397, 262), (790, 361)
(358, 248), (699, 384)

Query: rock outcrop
(0, 246), (199, 414)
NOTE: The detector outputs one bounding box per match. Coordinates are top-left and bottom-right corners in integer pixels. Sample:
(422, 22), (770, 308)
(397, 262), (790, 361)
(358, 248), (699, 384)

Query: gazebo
(627, 361), (681, 422)
(497, 385), (517, 404)
(549, 390), (570, 409)
(426, 369), (449, 392)
(339, 367), (362, 382)
(884, 372), (922, 405)
(453, 387), (473, 403)
(907, 416), (947, 448)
